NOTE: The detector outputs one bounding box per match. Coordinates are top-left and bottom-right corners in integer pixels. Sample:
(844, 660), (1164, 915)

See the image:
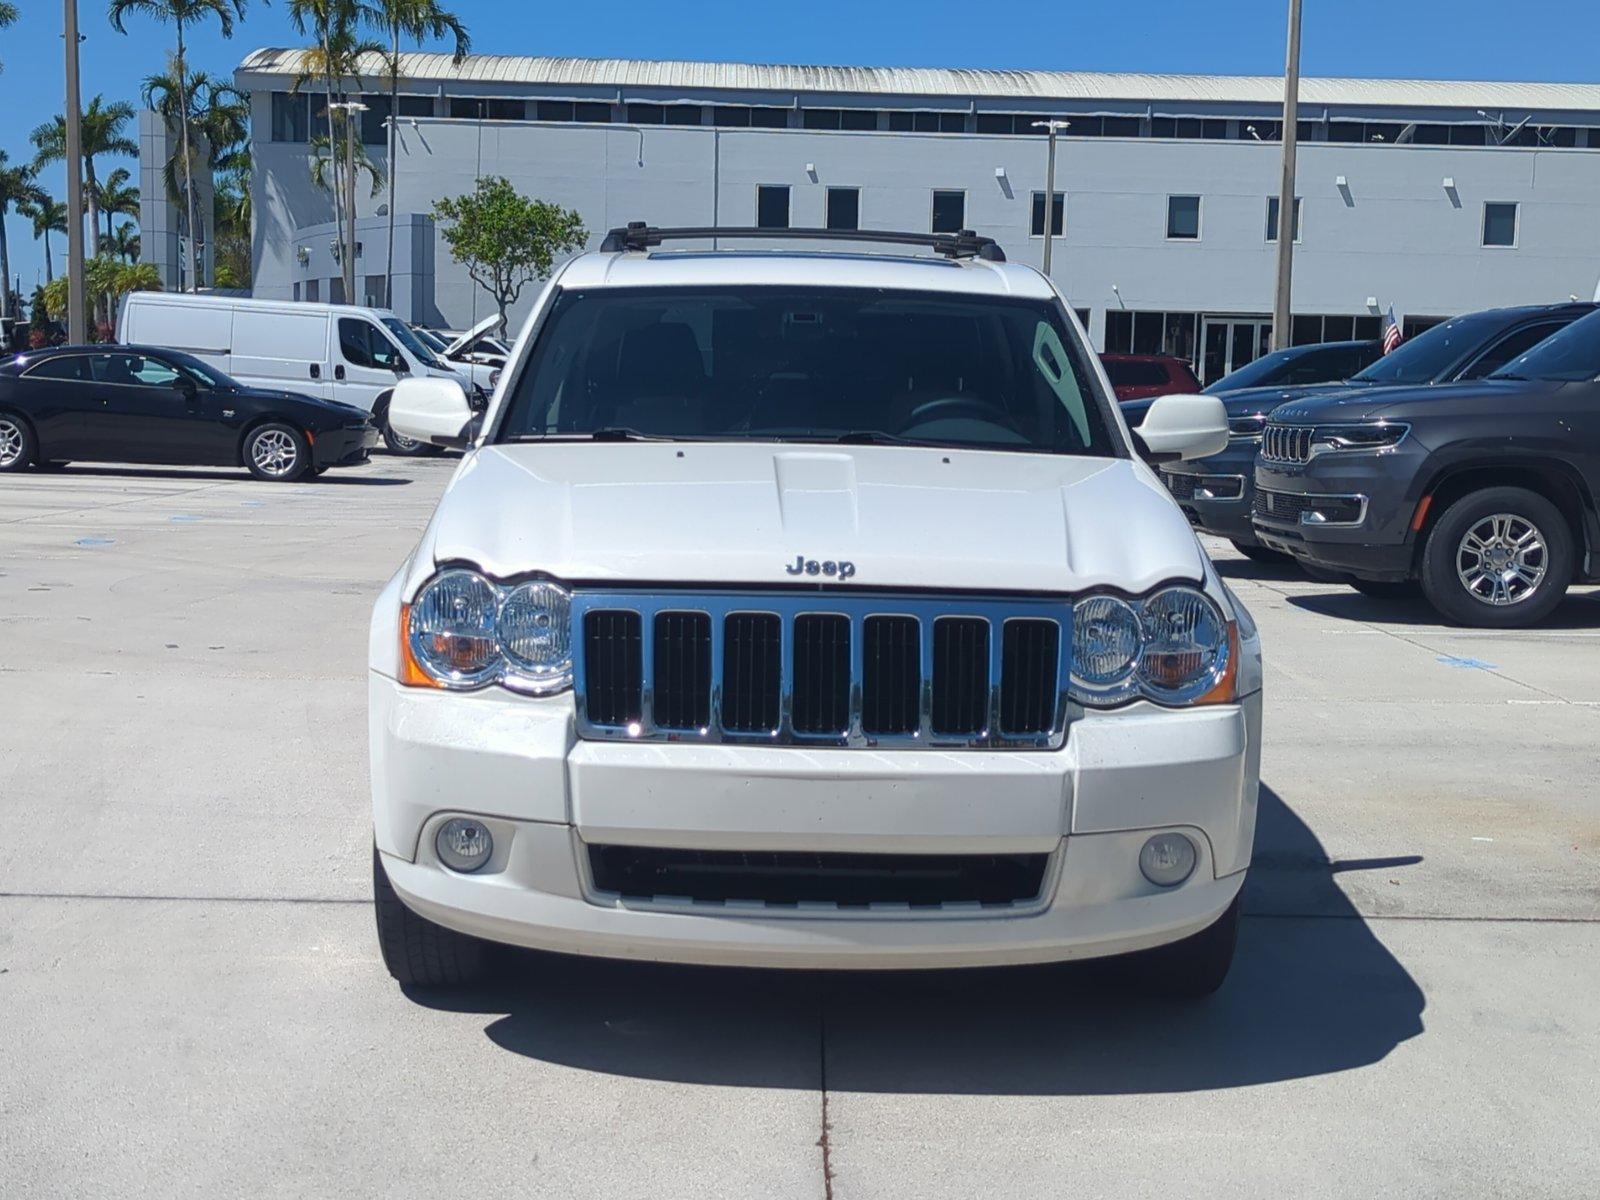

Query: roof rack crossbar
(598, 222), (1006, 262)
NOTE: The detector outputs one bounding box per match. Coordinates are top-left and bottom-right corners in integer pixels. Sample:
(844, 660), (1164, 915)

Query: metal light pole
(329, 100), (368, 304)
(1031, 120), (1070, 277)
(1271, 0), (1303, 351)
(62, 0), (88, 342)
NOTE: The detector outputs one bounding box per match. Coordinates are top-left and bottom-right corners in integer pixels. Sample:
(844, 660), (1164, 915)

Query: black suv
(1253, 308), (1600, 626)
(1125, 304), (1595, 561)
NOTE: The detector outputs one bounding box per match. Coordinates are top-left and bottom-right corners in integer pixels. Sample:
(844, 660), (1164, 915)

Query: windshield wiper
(1491, 372), (1526, 381)
(829, 430), (917, 446)
(509, 428), (684, 443)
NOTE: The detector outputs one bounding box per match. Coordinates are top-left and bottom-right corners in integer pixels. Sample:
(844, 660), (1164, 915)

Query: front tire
(1419, 487), (1573, 627)
(1125, 892), (1240, 999)
(243, 422), (310, 482)
(0, 412), (36, 472)
(376, 397), (442, 457)
(372, 844), (491, 988)
(1230, 540), (1291, 565)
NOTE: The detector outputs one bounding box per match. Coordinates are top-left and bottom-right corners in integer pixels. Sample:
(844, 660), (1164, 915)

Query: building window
(888, 111), (966, 133)
(270, 92), (310, 143)
(305, 278), (320, 303)
(359, 95), (390, 145)
(1483, 202), (1519, 247)
(1150, 116), (1229, 140)
(292, 282), (301, 301)
(533, 100), (612, 123)
(1166, 195), (1201, 240)
(757, 185), (790, 230)
(625, 103), (699, 125)
(1265, 196), (1302, 242)
(1103, 311), (1199, 364)
(826, 187), (860, 231)
(448, 98), (483, 119)
(802, 108), (877, 131)
(364, 275), (387, 308)
(714, 105), (788, 128)
(397, 95), (433, 119)
(329, 277), (346, 305)
(1030, 191), (1064, 237)
(931, 190), (965, 233)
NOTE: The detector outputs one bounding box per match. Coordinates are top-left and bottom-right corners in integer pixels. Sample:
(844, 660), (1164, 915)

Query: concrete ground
(2, 456), (1597, 1199)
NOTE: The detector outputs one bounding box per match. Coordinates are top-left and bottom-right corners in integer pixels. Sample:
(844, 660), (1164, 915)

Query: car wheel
(1348, 578), (1419, 600)
(1420, 487), (1573, 628)
(1230, 540), (1291, 565)
(243, 422), (310, 482)
(372, 843), (492, 988)
(376, 400), (442, 457)
(0, 412), (36, 472)
(1124, 891), (1240, 1000)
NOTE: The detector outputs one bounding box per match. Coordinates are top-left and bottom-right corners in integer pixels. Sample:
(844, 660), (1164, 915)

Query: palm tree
(95, 167), (140, 250)
(109, 222), (141, 264)
(366, 0), (467, 308)
(143, 62), (249, 278)
(19, 195), (69, 281)
(0, 1), (18, 73)
(109, 0), (250, 291)
(30, 96), (138, 269)
(0, 149), (46, 322)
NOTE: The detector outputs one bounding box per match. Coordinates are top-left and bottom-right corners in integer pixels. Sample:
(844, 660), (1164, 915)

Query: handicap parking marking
(1437, 654), (1498, 671)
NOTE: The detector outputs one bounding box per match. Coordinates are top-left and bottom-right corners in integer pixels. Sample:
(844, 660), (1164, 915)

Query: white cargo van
(118, 292), (477, 454)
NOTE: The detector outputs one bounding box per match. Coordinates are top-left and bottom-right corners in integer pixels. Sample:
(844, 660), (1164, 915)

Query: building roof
(237, 48), (1600, 113)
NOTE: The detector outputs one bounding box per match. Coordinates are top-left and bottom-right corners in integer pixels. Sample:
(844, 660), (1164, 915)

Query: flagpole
(1271, 0), (1303, 352)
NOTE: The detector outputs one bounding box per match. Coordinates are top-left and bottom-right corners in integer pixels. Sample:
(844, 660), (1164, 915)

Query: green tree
(0, 149), (46, 321)
(143, 61), (249, 275)
(109, 222), (142, 263)
(42, 256), (161, 322)
(366, 0), (467, 307)
(19, 193), (68, 281)
(0, 1), (18, 73)
(94, 166), (140, 249)
(30, 95), (138, 271)
(108, 0), (251, 290)
(432, 176), (585, 333)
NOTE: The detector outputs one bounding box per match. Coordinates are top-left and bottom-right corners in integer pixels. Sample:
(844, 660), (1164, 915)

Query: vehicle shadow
(405, 785), (1426, 1095)
(1289, 588), (1600, 629)
(35, 465), (411, 486)
(1208, 555), (1305, 583)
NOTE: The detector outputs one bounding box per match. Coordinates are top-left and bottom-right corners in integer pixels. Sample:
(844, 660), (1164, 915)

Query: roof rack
(598, 223), (1006, 262)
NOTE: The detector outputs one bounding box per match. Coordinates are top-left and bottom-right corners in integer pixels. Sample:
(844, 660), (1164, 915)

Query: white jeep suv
(370, 225), (1261, 997)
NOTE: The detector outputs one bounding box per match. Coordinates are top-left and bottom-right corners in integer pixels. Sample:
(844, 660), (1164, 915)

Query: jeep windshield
(494, 286), (1119, 456)
(1349, 312), (1506, 385)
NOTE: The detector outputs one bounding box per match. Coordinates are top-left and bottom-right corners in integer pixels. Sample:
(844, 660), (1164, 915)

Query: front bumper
(313, 423), (379, 469)
(1162, 441), (1261, 544)
(1252, 441), (1425, 580)
(370, 676), (1262, 969)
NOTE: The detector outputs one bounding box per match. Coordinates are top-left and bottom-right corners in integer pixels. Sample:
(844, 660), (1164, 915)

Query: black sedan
(0, 345), (377, 481)
(1203, 339), (1381, 394)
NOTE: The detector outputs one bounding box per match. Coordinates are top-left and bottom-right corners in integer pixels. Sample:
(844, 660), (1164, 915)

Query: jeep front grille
(574, 590), (1072, 749)
(1262, 424), (1314, 463)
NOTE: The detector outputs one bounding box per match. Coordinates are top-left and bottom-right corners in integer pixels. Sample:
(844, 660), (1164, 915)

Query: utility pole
(329, 100), (367, 304)
(1271, 0), (1303, 351)
(1031, 120), (1071, 278)
(63, 0), (88, 342)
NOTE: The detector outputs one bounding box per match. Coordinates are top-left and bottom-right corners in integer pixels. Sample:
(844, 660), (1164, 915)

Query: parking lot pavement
(3, 459), (1598, 1199)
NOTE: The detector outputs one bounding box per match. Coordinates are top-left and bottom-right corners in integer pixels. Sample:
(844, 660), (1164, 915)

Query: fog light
(1139, 833), (1197, 887)
(436, 817), (493, 873)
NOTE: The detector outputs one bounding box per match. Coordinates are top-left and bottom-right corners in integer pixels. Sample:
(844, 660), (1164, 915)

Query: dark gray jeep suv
(1253, 308), (1600, 627)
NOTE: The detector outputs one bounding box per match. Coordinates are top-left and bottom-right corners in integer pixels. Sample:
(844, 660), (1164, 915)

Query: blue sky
(2, 0), (1594, 291)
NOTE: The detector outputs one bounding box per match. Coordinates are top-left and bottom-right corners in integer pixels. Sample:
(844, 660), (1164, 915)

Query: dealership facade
(210, 50), (1600, 384)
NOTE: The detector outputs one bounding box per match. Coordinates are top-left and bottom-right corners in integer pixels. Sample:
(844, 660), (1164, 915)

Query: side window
(1459, 322), (1565, 380)
(89, 354), (151, 386)
(368, 330), (404, 369)
(129, 356), (182, 386)
(338, 318), (375, 367)
(23, 355), (91, 382)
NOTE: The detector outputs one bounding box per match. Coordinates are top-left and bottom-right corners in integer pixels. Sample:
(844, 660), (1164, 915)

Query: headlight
(1227, 413), (1267, 441)
(1310, 422), (1408, 456)
(403, 569), (573, 693)
(1069, 585), (1236, 708)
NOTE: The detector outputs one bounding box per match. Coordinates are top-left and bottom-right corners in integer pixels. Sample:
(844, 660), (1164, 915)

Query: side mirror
(391, 357), (411, 375)
(173, 376), (198, 401)
(1133, 393), (1228, 464)
(389, 377), (475, 449)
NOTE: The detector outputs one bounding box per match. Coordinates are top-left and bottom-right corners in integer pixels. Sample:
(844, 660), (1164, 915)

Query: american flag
(1381, 305), (1403, 355)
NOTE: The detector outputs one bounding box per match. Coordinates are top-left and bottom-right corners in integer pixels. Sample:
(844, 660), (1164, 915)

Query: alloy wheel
(251, 429), (299, 477)
(0, 417), (23, 468)
(1455, 512), (1547, 606)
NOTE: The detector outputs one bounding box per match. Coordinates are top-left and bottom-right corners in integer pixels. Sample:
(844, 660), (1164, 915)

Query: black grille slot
(1165, 472), (1197, 500)
(1000, 619), (1061, 735)
(792, 614), (851, 734)
(653, 611), (711, 730)
(722, 612), (781, 733)
(588, 845), (1050, 908)
(1254, 487), (1312, 523)
(583, 610), (642, 726)
(862, 615), (921, 735)
(931, 617), (990, 735)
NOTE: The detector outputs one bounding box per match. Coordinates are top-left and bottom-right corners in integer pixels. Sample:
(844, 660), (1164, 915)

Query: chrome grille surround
(1262, 423), (1315, 464)
(572, 589), (1073, 750)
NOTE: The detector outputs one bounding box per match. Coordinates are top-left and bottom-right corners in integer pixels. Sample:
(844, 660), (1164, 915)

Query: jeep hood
(1271, 378), (1547, 424)
(408, 443), (1206, 595)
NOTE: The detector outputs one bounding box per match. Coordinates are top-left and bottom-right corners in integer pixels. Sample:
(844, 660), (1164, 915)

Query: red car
(1100, 353), (1203, 402)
